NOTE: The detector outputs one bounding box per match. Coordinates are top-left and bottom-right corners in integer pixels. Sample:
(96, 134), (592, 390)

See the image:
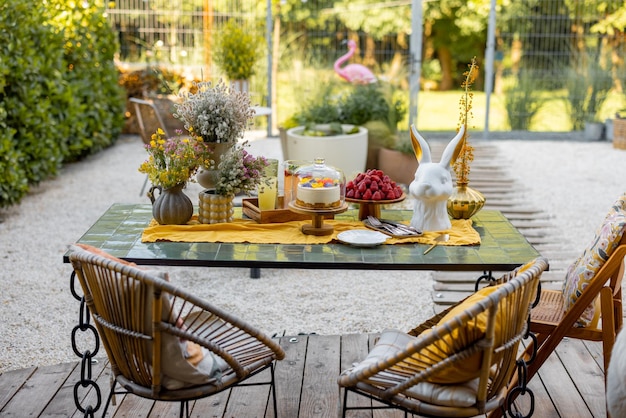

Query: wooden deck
(0, 334), (607, 417)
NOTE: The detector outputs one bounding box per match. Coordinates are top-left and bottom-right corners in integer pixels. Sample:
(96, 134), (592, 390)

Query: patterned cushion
(561, 195), (626, 327)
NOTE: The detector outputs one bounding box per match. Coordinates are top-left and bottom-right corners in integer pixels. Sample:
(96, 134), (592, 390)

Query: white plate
(337, 230), (389, 247)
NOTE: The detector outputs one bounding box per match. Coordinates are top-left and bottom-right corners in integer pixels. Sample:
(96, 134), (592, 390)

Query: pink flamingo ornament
(334, 40), (377, 84)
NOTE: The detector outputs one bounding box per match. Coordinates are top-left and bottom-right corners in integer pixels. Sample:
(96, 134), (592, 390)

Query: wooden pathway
(430, 140), (579, 311)
(0, 334), (607, 417)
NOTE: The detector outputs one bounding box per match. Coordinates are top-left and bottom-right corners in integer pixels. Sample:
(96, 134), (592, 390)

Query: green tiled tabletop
(63, 203), (541, 272)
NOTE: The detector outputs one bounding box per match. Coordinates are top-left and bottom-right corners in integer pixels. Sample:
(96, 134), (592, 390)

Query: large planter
(284, 125), (368, 179)
(377, 148), (418, 186)
(583, 122), (605, 141)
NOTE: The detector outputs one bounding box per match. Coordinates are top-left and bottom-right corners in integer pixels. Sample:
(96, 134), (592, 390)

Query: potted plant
(565, 56), (613, 139)
(284, 83), (405, 179)
(174, 79), (256, 189)
(213, 19), (261, 92)
(376, 131), (418, 185)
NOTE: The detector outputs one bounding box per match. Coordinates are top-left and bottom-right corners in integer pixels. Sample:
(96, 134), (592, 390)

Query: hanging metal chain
(474, 270), (495, 291)
(70, 271), (102, 417)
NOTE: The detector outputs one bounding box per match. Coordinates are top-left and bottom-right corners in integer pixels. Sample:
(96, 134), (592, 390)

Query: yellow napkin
(141, 216), (480, 246)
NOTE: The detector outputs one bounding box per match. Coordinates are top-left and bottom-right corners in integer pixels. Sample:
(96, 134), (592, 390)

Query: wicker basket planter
(613, 118), (626, 150)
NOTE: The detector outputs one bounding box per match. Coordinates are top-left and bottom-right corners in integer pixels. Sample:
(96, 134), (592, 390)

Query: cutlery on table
(423, 233), (449, 254)
(366, 216), (418, 236)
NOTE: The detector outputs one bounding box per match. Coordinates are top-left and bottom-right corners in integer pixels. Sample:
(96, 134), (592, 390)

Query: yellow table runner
(141, 216), (480, 246)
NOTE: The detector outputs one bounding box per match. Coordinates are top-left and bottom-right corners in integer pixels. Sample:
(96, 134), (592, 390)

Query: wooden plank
(534, 341), (595, 418)
(512, 343), (560, 417)
(0, 362), (76, 417)
(274, 335), (308, 417)
(225, 368), (272, 418)
(43, 358), (107, 417)
(148, 400), (183, 417)
(556, 339), (606, 418)
(0, 367), (35, 411)
(299, 335), (341, 418)
(339, 333), (373, 418)
(110, 392), (155, 416)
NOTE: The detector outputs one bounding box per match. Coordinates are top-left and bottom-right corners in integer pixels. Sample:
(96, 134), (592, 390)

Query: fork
(366, 216), (408, 236)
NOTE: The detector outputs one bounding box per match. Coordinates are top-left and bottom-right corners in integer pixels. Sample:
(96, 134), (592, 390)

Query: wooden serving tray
(242, 197), (334, 223)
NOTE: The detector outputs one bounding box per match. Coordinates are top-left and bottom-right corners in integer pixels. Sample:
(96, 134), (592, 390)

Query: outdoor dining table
(62, 203), (542, 414)
(63, 203), (542, 279)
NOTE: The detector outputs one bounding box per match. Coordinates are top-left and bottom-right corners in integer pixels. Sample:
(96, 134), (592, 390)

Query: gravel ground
(0, 133), (625, 373)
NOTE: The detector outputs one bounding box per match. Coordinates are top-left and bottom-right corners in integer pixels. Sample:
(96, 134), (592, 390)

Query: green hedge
(0, 0), (124, 207)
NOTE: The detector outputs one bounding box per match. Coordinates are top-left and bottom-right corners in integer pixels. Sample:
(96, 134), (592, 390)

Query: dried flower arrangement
(174, 80), (255, 143)
(453, 57), (478, 184)
(214, 141), (268, 196)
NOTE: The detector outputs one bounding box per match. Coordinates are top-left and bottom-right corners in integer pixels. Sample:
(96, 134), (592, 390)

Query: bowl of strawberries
(345, 169), (405, 219)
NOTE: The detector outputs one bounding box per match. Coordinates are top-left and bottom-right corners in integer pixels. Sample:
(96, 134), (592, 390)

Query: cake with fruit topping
(295, 176), (341, 209)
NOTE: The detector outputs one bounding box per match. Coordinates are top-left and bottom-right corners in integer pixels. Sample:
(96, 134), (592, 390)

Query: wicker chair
(514, 196), (626, 389)
(130, 97), (173, 196)
(68, 244), (285, 418)
(491, 195), (626, 418)
(338, 257), (549, 418)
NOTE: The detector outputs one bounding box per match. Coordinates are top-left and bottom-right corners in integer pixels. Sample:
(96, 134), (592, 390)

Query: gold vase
(447, 182), (486, 219)
(198, 190), (234, 224)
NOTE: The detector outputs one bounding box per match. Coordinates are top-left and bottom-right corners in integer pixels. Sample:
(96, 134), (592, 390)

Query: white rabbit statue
(408, 124), (465, 232)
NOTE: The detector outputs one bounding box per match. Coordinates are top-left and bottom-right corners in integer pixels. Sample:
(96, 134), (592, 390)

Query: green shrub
(0, 1), (66, 204)
(0, 0), (124, 207)
(47, 0), (125, 161)
(504, 72), (547, 130)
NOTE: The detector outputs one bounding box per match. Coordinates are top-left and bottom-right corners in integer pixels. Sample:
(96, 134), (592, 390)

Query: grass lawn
(273, 67), (626, 133)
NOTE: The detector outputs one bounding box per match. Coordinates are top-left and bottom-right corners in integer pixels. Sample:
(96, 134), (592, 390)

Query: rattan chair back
(69, 246), (285, 416)
(130, 97), (171, 145)
(338, 257), (548, 417)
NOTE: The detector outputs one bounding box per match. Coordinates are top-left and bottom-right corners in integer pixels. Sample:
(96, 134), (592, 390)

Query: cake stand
(288, 201), (348, 236)
(345, 193), (406, 220)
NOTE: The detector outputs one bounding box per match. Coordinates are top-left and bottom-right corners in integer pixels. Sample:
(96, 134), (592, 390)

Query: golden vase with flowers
(447, 57), (486, 219)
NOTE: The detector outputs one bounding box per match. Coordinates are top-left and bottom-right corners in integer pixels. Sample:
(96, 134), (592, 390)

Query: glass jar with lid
(291, 158), (345, 210)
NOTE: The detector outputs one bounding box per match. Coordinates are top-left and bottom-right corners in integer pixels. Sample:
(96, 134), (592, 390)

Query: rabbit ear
(440, 124), (466, 168)
(410, 124), (432, 163)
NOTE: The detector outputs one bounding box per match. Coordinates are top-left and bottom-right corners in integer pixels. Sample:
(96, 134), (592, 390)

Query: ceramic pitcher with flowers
(148, 183), (193, 225)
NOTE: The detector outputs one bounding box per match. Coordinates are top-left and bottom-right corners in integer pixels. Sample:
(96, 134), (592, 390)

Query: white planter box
(285, 125), (368, 179)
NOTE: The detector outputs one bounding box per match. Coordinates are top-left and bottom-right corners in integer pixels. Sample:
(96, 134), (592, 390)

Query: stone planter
(583, 122), (605, 141)
(284, 125), (368, 179)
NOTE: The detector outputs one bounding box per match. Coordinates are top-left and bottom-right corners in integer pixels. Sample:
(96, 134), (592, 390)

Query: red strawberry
(346, 189), (355, 198)
(369, 181), (379, 191)
(372, 190), (383, 200)
(362, 189), (373, 200)
(386, 191), (396, 200)
(357, 181), (367, 193)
